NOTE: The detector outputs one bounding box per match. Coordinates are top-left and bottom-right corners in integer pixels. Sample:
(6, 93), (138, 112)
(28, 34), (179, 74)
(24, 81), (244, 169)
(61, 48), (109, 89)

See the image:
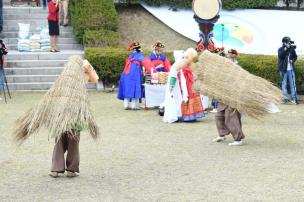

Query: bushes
(120, 0), (278, 9)
(222, 0), (278, 10)
(86, 48), (304, 92)
(83, 30), (121, 48)
(85, 48), (128, 85)
(69, 0), (120, 46)
(238, 54), (304, 93)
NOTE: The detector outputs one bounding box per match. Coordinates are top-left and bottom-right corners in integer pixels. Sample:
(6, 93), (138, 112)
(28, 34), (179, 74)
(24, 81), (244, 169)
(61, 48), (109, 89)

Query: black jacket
(278, 47), (297, 73)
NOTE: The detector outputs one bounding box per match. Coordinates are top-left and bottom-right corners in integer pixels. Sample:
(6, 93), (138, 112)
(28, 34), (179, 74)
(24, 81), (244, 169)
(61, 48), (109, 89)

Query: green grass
(1, 92), (304, 201)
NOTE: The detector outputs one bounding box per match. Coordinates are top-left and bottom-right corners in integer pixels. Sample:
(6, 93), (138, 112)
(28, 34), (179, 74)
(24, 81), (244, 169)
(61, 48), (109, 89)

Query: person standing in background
(60, 0), (69, 26)
(41, 0), (47, 9)
(0, 39), (8, 101)
(48, 0), (61, 52)
(278, 36), (298, 105)
(0, 0), (4, 38)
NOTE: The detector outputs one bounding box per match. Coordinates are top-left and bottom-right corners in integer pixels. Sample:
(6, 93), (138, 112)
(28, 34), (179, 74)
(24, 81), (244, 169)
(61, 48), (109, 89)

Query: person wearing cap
(149, 42), (171, 73)
(278, 36), (298, 104)
(118, 41), (155, 110)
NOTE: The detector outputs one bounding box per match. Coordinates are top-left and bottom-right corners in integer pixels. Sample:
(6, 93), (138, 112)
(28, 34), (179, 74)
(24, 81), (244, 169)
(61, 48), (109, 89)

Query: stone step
(6, 59), (67, 68)
(7, 43), (83, 51)
(3, 13), (48, 20)
(7, 82), (97, 91)
(3, 24), (73, 32)
(3, 38), (78, 45)
(3, 7), (48, 14)
(2, 31), (74, 38)
(5, 50), (84, 60)
(3, 19), (54, 26)
(5, 67), (64, 75)
(6, 74), (59, 83)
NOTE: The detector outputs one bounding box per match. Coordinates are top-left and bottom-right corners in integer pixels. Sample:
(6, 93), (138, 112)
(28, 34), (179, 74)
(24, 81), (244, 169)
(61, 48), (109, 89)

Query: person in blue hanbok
(118, 41), (155, 110)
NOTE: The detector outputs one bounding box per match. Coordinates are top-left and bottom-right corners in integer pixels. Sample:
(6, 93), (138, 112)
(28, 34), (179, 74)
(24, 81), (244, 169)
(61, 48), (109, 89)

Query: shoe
(131, 107), (140, 110)
(291, 100), (298, 105)
(282, 99), (288, 104)
(210, 109), (218, 113)
(213, 136), (226, 142)
(54, 49), (60, 52)
(228, 141), (243, 146)
(63, 24), (68, 27)
(66, 171), (79, 177)
(124, 107), (130, 110)
(49, 171), (59, 178)
(0, 97), (2, 101)
(50, 49), (56, 53)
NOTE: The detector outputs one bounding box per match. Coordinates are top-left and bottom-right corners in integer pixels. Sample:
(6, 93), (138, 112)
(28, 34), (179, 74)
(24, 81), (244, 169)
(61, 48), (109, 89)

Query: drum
(192, 0), (222, 20)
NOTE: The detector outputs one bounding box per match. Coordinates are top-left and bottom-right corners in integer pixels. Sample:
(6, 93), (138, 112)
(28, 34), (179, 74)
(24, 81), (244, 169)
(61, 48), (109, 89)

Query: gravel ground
(1, 92), (304, 202)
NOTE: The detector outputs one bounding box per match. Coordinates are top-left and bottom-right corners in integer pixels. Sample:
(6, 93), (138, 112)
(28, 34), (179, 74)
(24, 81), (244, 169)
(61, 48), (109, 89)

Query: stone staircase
(2, 6), (96, 91)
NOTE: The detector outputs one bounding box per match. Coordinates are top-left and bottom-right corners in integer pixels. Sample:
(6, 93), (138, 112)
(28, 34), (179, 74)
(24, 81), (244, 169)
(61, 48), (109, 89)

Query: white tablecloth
(144, 84), (166, 108)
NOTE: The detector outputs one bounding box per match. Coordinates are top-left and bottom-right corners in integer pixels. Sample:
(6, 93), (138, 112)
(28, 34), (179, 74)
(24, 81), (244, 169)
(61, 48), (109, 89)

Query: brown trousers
(51, 130), (80, 173)
(215, 103), (245, 141)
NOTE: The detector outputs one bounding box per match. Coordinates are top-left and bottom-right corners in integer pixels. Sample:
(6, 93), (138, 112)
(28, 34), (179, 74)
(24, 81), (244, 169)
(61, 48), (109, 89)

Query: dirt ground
(117, 5), (196, 51)
(1, 92), (304, 201)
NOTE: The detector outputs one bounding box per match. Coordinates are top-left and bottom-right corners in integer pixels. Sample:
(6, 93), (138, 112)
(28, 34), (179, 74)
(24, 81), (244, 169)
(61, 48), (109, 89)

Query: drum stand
(1, 71), (11, 104)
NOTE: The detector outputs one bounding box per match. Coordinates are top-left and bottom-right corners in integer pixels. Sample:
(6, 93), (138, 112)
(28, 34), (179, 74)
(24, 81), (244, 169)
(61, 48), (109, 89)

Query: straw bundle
(14, 55), (99, 144)
(192, 51), (282, 119)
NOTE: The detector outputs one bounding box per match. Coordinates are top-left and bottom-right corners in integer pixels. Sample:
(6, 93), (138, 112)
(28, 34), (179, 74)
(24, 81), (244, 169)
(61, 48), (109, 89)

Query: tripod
(0, 69), (11, 104)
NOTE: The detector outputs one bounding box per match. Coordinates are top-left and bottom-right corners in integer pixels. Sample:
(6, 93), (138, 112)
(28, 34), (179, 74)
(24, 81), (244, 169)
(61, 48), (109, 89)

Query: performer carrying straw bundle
(13, 56), (100, 177)
(192, 51), (281, 146)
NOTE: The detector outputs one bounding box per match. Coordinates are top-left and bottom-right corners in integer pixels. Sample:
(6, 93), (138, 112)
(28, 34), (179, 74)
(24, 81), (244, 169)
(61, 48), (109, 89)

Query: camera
(285, 41), (297, 49)
(282, 37), (297, 50)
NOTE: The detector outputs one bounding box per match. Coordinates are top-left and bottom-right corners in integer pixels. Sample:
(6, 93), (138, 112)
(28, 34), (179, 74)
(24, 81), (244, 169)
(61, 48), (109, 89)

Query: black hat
(282, 36), (291, 43)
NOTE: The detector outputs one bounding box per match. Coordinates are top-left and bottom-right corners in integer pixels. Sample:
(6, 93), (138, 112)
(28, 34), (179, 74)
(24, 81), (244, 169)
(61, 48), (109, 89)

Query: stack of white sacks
(30, 34), (41, 52)
(17, 23), (30, 52)
(17, 24), (52, 52)
(40, 27), (51, 51)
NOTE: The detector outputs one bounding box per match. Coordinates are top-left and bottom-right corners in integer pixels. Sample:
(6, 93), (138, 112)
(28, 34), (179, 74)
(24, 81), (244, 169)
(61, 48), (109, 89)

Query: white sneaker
(228, 141), (243, 146)
(210, 109), (218, 113)
(66, 171), (79, 177)
(49, 171), (59, 178)
(213, 136), (226, 142)
(0, 97), (2, 101)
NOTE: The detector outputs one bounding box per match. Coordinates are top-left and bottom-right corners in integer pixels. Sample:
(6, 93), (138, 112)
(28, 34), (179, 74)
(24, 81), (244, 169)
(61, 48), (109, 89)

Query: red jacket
(47, 2), (60, 22)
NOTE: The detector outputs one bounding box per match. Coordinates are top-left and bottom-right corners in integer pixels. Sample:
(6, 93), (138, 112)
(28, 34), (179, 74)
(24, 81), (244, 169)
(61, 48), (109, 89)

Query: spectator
(41, 0), (47, 9)
(60, 0), (69, 26)
(0, 39), (8, 101)
(278, 36), (298, 104)
(48, 0), (60, 52)
(0, 0), (4, 38)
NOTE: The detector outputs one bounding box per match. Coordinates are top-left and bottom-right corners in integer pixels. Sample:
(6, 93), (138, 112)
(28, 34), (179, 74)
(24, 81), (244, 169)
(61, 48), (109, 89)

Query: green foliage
(69, 0), (120, 44)
(121, 0), (278, 9)
(83, 30), (121, 48)
(222, 0), (277, 10)
(238, 54), (304, 93)
(86, 48), (304, 92)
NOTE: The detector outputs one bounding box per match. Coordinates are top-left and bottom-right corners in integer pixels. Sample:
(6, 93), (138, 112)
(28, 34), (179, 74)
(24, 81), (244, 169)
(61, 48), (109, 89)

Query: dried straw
(14, 55), (99, 145)
(192, 51), (282, 119)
